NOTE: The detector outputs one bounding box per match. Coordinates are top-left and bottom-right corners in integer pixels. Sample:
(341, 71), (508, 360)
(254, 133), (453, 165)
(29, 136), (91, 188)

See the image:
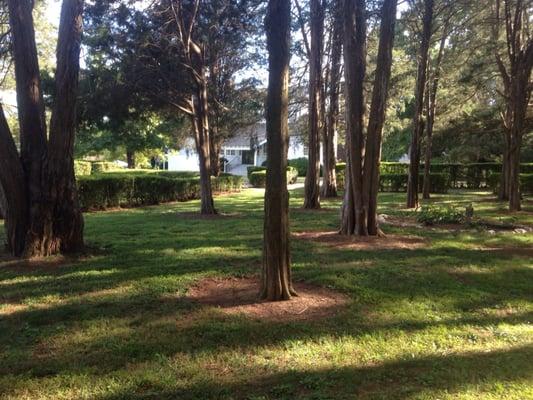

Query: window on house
(229, 149), (236, 156)
(303, 146), (309, 156)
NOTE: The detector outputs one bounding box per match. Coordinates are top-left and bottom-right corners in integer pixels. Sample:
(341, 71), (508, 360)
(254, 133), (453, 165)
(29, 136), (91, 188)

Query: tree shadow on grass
(89, 344), (533, 400)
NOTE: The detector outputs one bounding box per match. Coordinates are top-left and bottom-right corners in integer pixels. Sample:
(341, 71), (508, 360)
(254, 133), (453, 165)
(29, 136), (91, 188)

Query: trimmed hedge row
(487, 173), (533, 195)
(77, 172), (243, 211)
(74, 161), (92, 176)
(91, 161), (122, 174)
(247, 166), (298, 187)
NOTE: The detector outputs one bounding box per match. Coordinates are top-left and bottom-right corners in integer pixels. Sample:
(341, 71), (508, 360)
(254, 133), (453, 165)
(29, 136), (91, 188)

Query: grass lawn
(1, 188), (532, 399)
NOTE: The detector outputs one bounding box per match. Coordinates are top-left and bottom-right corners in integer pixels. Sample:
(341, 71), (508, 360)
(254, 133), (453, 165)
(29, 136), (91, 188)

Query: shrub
(74, 160), (92, 176)
(248, 166), (298, 186)
(488, 173), (533, 195)
(380, 173), (408, 192)
(247, 166), (266, 180)
(417, 205), (465, 225)
(288, 157), (309, 177)
(249, 170), (267, 188)
(77, 173), (242, 211)
(418, 173), (450, 194)
(91, 161), (121, 174)
(287, 166), (299, 184)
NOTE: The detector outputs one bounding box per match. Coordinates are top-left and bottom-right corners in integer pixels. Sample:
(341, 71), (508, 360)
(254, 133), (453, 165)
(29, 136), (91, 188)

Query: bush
(380, 173), (408, 192)
(248, 166), (298, 186)
(77, 173), (243, 211)
(488, 172), (533, 195)
(288, 157), (309, 177)
(287, 166), (299, 184)
(417, 205), (465, 225)
(249, 170), (267, 188)
(74, 160), (92, 176)
(91, 161), (122, 174)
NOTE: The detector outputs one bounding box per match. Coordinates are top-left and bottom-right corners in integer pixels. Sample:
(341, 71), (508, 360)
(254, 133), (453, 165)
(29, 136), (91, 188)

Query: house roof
(223, 123), (267, 149)
(223, 123), (304, 149)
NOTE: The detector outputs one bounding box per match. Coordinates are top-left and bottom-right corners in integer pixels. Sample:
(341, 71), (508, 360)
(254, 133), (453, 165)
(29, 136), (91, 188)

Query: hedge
(74, 161), (92, 176)
(487, 173), (533, 195)
(247, 166), (298, 187)
(77, 173), (243, 211)
(91, 161), (122, 174)
(336, 171), (449, 193)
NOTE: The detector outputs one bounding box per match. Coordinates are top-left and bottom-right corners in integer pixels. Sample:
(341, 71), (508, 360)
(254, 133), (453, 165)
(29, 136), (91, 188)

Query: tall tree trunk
(340, 0), (367, 235)
(321, 0), (343, 199)
(361, 0), (397, 235)
(406, 0), (433, 209)
(261, 0), (295, 301)
(192, 72), (217, 215)
(5, 0), (85, 257)
(7, 0), (50, 256)
(126, 150), (136, 169)
(209, 127), (222, 177)
(303, 0), (324, 209)
(46, 0), (85, 254)
(422, 28), (447, 200)
(0, 105), (28, 256)
(492, 0), (532, 211)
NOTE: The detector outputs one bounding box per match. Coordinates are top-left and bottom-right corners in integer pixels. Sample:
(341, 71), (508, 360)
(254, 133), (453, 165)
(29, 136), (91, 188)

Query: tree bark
(492, 0), (533, 211)
(5, 0), (85, 257)
(191, 74), (217, 215)
(45, 0), (85, 254)
(261, 0), (295, 301)
(0, 105), (28, 256)
(422, 27), (447, 200)
(340, 0), (367, 235)
(126, 150), (136, 169)
(209, 128), (222, 177)
(304, 0), (324, 209)
(406, 0), (433, 209)
(321, 0), (343, 199)
(361, 0), (397, 235)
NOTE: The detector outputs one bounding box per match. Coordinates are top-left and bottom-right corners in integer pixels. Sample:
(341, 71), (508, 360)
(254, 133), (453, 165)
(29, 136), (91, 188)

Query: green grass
(0, 189), (532, 399)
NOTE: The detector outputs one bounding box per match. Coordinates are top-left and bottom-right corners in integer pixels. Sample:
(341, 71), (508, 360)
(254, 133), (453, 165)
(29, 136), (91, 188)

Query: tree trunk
(261, 0), (295, 301)
(0, 105), (28, 256)
(340, 0), (367, 235)
(303, 0), (324, 209)
(321, 0), (342, 199)
(406, 0), (433, 209)
(45, 0), (85, 254)
(422, 28), (446, 200)
(361, 0), (397, 236)
(5, 0), (85, 257)
(209, 128), (222, 177)
(492, 0), (532, 211)
(126, 150), (136, 169)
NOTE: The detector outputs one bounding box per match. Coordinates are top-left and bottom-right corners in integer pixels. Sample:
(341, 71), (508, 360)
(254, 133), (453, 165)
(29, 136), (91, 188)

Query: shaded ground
(186, 276), (349, 322)
(293, 230), (427, 250)
(0, 188), (532, 399)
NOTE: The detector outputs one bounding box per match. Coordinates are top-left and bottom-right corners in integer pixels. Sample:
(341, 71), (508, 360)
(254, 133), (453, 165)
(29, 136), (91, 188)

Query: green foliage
(77, 172), (243, 210)
(248, 166), (298, 187)
(417, 205), (465, 225)
(288, 158), (309, 177)
(74, 161), (92, 176)
(487, 173), (533, 195)
(91, 161), (122, 174)
(249, 170), (267, 188)
(287, 166), (299, 184)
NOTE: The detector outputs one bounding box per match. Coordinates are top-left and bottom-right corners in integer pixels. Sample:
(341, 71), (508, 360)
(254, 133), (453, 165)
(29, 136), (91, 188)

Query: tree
(261, 0), (295, 301)
(321, 0), (343, 198)
(302, 0), (325, 209)
(492, 0), (532, 211)
(422, 9), (452, 199)
(341, 0), (398, 235)
(406, 0), (434, 209)
(0, 0), (84, 257)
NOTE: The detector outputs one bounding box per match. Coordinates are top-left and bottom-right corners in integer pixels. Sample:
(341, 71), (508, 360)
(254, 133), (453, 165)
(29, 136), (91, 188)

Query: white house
(167, 123), (314, 177)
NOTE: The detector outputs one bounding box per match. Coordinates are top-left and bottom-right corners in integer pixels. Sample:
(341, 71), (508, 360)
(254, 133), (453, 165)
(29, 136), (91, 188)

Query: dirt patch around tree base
(293, 230), (426, 250)
(186, 276), (350, 322)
